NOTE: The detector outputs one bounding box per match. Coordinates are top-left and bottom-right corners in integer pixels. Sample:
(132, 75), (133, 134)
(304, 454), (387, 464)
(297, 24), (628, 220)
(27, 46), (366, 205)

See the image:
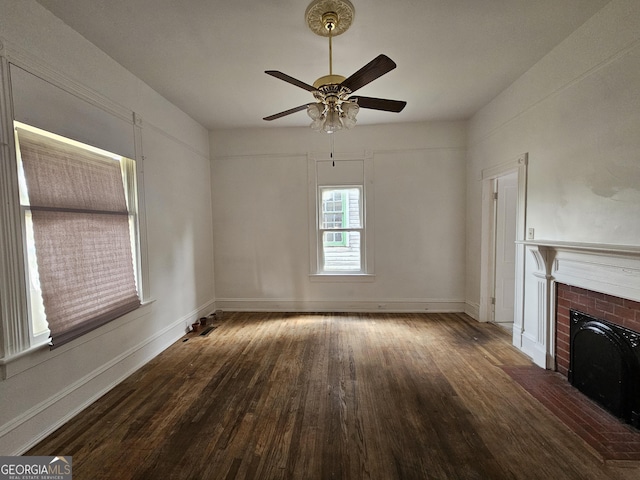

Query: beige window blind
(17, 128), (140, 348)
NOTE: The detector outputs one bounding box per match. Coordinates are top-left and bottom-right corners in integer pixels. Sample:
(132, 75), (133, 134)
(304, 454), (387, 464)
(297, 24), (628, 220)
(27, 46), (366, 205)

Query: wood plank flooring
(27, 312), (640, 479)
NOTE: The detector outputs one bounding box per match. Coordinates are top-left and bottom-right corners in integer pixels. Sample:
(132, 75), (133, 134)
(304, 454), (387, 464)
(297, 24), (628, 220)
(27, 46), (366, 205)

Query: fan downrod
(306, 0), (355, 88)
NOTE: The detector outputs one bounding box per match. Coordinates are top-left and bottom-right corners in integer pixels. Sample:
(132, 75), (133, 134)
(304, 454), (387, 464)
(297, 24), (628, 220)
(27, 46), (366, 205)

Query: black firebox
(569, 310), (640, 428)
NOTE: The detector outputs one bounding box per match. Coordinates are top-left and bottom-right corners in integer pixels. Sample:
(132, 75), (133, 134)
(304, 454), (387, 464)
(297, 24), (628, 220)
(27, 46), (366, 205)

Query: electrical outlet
(527, 227), (535, 240)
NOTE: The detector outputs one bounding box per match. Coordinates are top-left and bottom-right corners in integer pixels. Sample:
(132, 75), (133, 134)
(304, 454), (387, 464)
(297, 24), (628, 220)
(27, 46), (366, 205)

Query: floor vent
(199, 326), (217, 337)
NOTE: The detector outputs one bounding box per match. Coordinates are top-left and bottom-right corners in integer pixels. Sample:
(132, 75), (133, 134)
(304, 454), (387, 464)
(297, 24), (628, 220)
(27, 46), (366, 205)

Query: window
(319, 187), (363, 271)
(322, 190), (347, 245)
(308, 155), (374, 278)
(15, 122), (141, 348)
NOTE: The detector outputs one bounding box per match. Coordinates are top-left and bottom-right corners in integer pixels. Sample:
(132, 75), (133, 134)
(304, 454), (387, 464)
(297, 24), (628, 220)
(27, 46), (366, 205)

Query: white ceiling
(35, 0), (610, 130)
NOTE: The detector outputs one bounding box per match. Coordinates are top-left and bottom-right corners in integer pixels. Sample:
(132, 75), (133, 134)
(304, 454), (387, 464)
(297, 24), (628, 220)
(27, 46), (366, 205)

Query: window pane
(24, 211), (48, 336)
(320, 187), (362, 229)
(322, 231), (361, 271)
(345, 188), (362, 228)
(323, 213), (343, 229)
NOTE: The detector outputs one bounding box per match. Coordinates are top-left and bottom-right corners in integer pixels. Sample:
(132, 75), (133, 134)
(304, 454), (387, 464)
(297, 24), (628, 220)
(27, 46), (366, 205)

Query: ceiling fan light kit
(263, 0), (406, 134)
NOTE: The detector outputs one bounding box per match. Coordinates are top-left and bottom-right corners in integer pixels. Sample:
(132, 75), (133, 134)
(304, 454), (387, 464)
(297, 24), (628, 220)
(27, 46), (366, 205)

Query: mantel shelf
(517, 240), (640, 256)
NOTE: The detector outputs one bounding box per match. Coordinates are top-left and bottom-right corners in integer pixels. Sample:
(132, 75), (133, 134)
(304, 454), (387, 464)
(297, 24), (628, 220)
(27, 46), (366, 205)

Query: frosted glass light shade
(307, 102), (324, 120)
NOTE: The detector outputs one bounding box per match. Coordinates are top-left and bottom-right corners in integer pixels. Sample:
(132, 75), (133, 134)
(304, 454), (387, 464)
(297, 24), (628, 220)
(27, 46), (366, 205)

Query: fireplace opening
(569, 310), (640, 427)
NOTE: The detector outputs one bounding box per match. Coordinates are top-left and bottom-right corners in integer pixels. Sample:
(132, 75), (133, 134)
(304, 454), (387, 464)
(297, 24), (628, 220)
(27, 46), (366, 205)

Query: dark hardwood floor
(28, 312), (640, 479)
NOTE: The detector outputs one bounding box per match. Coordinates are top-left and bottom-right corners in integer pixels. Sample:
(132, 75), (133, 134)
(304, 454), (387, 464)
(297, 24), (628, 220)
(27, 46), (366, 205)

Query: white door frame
(479, 154), (528, 347)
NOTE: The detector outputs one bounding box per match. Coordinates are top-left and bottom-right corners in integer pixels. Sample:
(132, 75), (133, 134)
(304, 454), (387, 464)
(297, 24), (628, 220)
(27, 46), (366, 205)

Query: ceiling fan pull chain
(331, 133), (335, 166)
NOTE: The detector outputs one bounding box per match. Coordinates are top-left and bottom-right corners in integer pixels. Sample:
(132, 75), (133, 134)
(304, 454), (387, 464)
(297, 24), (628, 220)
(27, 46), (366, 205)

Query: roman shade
(17, 127), (140, 348)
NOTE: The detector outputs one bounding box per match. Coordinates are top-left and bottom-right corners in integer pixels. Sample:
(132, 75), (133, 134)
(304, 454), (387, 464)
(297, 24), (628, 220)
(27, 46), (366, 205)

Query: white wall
(467, 0), (640, 301)
(0, 0), (214, 453)
(210, 122), (467, 312)
(465, 0), (640, 358)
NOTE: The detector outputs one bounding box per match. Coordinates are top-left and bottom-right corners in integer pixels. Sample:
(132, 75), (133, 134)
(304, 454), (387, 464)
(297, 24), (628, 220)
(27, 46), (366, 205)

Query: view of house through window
(319, 186), (363, 272)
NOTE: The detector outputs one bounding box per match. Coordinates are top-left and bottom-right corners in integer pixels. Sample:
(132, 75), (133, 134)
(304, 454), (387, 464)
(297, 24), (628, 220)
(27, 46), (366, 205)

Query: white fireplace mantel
(514, 240), (640, 369)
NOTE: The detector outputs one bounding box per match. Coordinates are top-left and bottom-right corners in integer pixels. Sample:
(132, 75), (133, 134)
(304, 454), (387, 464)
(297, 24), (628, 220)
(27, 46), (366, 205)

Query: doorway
(478, 154), (527, 349)
(493, 172), (518, 331)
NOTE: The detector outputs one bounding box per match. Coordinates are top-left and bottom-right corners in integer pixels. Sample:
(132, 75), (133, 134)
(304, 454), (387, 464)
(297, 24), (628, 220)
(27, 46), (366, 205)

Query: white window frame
(318, 186), (364, 273)
(308, 152), (375, 281)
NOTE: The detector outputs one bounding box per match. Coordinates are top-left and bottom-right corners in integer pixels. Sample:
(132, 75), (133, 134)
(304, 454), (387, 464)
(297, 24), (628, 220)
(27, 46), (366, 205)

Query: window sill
(0, 298), (155, 380)
(309, 273), (376, 283)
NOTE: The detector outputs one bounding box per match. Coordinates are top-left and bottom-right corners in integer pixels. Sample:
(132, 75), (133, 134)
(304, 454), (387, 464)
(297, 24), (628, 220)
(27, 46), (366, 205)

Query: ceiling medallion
(305, 0), (355, 37)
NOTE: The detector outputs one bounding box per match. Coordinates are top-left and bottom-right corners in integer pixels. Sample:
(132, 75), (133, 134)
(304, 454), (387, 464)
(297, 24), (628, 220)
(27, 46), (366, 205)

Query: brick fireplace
(555, 283), (640, 376)
(512, 242), (640, 450)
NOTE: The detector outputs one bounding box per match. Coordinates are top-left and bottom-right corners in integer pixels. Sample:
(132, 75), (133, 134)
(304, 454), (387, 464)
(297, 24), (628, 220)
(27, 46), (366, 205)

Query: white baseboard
(520, 332), (548, 369)
(1, 299), (216, 455)
(464, 302), (480, 320)
(216, 298), (465, 313)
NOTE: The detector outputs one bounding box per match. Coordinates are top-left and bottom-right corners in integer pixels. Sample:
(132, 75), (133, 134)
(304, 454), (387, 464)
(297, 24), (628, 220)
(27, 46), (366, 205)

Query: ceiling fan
(263, 0), (407, 134)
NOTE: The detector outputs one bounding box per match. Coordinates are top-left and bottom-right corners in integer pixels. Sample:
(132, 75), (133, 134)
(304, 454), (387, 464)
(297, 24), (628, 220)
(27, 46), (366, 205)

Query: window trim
(307, 151), (375, 280)
(0, 56), (151, 374)
(0, 56), (30, 360)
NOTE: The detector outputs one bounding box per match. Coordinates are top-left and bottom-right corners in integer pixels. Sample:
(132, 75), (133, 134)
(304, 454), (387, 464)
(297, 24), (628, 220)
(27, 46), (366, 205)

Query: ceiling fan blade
(341, 54), (397, 93)
(265, 71), (317, 92)
(352, 96), (407, 113)
(263, 104), (309, 121)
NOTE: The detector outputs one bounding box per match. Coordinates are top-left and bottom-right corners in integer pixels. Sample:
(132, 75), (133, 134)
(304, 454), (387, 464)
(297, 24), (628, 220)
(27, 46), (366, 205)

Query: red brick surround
(555, 283), (640, 376)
